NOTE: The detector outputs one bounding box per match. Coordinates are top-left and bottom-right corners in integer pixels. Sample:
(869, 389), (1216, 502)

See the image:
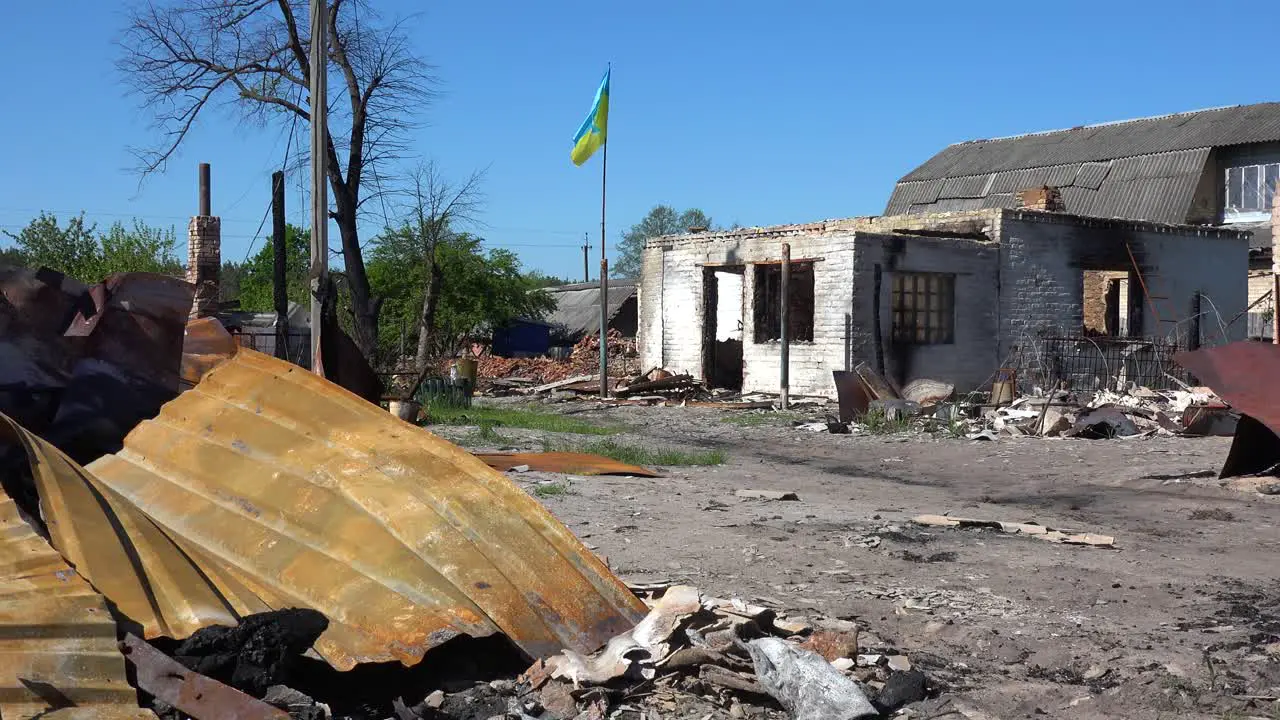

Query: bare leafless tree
(400, 162), (485, 372)
(118, 0), (433, 356)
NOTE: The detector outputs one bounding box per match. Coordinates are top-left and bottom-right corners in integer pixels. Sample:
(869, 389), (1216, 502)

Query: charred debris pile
(0, 265), (927, 719)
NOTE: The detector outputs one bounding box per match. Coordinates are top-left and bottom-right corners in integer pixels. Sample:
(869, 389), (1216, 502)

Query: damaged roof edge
(644, 207), (1249, 249)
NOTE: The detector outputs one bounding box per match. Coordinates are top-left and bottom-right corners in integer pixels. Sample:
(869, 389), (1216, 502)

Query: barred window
(891, 272), (955, 344)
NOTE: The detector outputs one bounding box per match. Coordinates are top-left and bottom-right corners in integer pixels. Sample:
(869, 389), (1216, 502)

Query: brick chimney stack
(187, 163), (221, 318)
(1018, 185), (1064, 212)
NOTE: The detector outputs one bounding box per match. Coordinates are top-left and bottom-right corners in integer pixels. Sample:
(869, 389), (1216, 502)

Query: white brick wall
(639, 232), (858, 397)
(639, 209), (1250, 400)
(740, 236), (857, 397)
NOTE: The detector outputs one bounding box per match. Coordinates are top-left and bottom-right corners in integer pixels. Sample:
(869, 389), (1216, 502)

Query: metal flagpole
(309, 0), (328, 375)
(598, 128), (609, 398)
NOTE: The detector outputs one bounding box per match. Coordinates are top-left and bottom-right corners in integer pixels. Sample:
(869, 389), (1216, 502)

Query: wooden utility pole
(780, 243), (791, 410)
(309, 0), (328, 374)
(272, 171), (288, 360)
(582, 233), (591, 283)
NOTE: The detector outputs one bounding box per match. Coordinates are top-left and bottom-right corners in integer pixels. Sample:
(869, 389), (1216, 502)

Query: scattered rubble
(914, 514), (1115, 547)
(822, 360), (1239, 443)
(452, 330), (641, 394)
(736, 489), (801, 501)
(523, 584), (926, 720)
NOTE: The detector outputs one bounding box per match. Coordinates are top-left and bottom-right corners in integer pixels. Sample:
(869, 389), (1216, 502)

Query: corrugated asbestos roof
(886, 148), (1210, 224)
(545, 280), (637, 338)
(2, 348), (647, 676)
(0, 417), (151, 718)
(887, 102), (1280, 223)
(903, 103), (1280, 181)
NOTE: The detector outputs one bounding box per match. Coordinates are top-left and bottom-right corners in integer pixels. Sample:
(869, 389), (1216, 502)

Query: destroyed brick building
(885, 102), (1280, 338)
(638, 209), (1248, 398)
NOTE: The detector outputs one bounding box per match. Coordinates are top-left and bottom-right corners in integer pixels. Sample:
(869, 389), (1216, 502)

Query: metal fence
(231, 331), (311, 369)
(1248, 312), (1273, 341)
(1025, 335), (1188, 391)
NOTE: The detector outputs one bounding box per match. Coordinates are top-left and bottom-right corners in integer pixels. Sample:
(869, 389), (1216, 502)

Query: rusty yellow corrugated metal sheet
(0, 420), (148, 718)
(70, 348), (647, 670)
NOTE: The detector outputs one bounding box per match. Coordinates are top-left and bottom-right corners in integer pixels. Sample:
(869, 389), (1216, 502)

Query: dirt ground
(435, 399), (1280, 720)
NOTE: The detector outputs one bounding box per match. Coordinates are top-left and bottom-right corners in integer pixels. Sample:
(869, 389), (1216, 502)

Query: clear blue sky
(0, 1), (1274, 281)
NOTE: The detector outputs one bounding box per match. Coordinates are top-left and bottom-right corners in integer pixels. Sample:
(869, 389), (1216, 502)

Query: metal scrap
(120, 633), (290, 720)
(0, 477), (145, 718)
(474, 451), (662, 477)
(2, 347), (648, 673)
(1176, 343), (1280, 477)
(181, 316), (239, 389)
(0, 268), (194, 464)
(746, 637), (878, 720)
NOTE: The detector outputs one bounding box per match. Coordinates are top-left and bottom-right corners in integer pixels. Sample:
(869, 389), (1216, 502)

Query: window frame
(751, 261), (816, 344)
(890, 271), (956, 345)
(1225, 161), (1280, 214)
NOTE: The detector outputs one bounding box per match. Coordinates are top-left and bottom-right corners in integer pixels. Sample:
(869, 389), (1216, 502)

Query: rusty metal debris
(0, 477), (144, 718)
(1176, 342), (1280, 477)
(181, 316), (239, 389)
(832, 370), (871, 423)
(120, 633), (290, 720)
(475, 451), (662, 477)
(0, 268), (194, 464)
(77, 348), (645, 669)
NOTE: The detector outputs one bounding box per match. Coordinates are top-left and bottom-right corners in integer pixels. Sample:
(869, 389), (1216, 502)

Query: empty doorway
(703, 267), (744, 390)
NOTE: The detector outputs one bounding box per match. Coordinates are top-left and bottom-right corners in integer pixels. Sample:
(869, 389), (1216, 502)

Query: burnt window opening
(891, 272), (955, 345)
(752, 262), (815, 343)
(1082, 270), (1132, 337)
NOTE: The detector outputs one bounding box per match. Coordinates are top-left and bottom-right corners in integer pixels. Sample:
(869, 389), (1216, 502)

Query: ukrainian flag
(571, 69), (610, 166)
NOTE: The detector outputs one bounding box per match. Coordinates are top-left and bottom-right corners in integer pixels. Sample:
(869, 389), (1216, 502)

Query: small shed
(543, 280), (638, 348)
(492, 319), (553, 357)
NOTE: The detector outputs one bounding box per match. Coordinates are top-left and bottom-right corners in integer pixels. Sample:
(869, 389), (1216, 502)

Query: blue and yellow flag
(571, 69), (610, 166)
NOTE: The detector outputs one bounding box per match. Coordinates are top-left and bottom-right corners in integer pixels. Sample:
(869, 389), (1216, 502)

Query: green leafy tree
(4, 212), (101, 280)
(526, 271), (570, 288)
(220, 261), (243, 304)
(3, 212), (180, 282)
(0, 246), (26, 267)
(613, 205), (713, 278)
(369, 231), (554, 362)
(99, 220), (182, 276)
(233, 225), (311, 312)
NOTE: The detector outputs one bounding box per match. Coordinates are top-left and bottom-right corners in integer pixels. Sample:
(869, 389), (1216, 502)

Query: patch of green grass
(427, 404), (617, 435)
(920, 415), (969, 439)
(861, 407), (914, 435)
(533, 481), (574, 498)
(720, 411), (805, 427)
(543, 438), (726, 467)
(463, 420), (510, 445)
